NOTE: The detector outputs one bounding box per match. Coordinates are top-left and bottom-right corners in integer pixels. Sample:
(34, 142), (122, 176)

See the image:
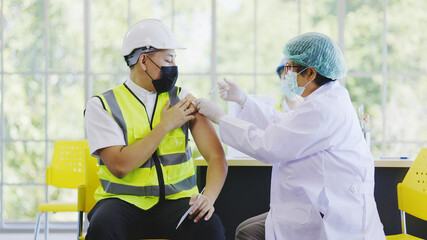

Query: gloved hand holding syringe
(205, 83), (220, 98)
(193, 78), (248, 124)
(205, 78), (248, 107)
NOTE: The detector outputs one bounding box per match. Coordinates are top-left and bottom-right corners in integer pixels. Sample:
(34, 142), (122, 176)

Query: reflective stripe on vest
(94, 83), (198, 210)
(100, 174), (196, 196)
(98, 147), (192, 168)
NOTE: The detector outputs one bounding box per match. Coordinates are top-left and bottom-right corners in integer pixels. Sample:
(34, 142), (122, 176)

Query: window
(1, 0), (426, 228)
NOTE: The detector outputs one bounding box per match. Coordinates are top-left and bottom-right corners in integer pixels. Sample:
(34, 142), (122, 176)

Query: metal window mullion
(3, 182), (45, 186)
(210, 0), (217, 101)
(2, 71), (86, 75)
(3, 70), (427, 77)
(43, 0), (50, 236)
(298, 0), (301, 34)
(0, 0), (4, 229)
(253, 0), (257, 95)
(83, 1), (92, 232)
(381, 0), (388, 156)
(171, 0), (175, 31)
(374, 140), (427, 144)
(84, 0), (92, 111)
(338, 0), (346, 85)
(128, 0), (131, 26)
(2, 138), (54, 142)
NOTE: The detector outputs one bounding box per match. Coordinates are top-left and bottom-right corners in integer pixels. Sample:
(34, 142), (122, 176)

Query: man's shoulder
(177, 86), (191, 99)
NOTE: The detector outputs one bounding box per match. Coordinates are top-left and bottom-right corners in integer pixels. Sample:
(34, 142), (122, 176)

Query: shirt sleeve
(178, 87), (190, 100)
(237, 95), (282, 130)
(84, 97), (126, 157)
(219, 100), (333, 164)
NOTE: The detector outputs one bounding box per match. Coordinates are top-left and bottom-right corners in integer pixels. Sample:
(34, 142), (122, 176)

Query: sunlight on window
(1, 0), (427, 226)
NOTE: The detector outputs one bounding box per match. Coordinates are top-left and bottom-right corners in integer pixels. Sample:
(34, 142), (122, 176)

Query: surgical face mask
(280, 79), (298, 101)
(146, 56), (178, 93)
(284, 67), (310, 96)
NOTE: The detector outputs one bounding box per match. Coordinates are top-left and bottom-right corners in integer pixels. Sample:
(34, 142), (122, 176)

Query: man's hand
(188, 193), (215, 223)
(184, 94), (198, 113)
(159, 99), (195, 131)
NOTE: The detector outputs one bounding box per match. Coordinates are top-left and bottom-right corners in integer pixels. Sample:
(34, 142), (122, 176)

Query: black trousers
(85, 198), (225, 240)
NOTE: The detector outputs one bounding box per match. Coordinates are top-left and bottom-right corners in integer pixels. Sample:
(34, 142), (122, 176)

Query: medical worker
(276, 57), (303, 112)
(194, 32), (386, 239)
(234, 56), (305, 239)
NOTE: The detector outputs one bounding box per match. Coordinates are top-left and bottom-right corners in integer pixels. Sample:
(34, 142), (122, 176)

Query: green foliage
(4, 186), (44, 220)
(4, 0), (45, 72)
(387, 0), (427, 72)
(91, 0), (129, 73)
(2, 0), (427, 223)
(345, 5), (383, 72)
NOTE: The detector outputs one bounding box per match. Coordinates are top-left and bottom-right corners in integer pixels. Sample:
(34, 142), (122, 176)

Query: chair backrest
(47, 140), (88, 189)
(398, 148), (427, 221)
(79, 148), (100, 213)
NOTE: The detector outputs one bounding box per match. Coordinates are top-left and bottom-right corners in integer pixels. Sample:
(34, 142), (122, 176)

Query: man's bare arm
(186, 94), (228, 222)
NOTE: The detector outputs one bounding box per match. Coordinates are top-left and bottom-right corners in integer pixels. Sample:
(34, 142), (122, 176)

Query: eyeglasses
(283, 65), (301, 75)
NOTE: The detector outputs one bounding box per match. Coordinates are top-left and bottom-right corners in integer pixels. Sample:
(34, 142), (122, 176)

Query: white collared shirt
(84, 79), (190, 157)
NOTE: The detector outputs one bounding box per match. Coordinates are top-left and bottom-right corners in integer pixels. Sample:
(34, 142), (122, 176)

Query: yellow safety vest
(94, 83), (198, 210)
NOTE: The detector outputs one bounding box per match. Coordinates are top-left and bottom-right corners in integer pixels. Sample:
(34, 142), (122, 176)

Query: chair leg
(78, 211), (84, 240)
(34, 211), (43, 240)
(44, 212), (48, 240)
(400, 210), (407, 234)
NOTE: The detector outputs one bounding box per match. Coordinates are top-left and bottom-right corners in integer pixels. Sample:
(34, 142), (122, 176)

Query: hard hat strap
(124, 47), (157, 67)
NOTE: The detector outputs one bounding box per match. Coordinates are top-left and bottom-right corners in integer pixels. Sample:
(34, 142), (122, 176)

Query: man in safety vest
(84, 19), (228, 240)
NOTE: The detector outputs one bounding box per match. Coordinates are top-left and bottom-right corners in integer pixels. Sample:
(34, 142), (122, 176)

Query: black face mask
(145, 56), (178, 93)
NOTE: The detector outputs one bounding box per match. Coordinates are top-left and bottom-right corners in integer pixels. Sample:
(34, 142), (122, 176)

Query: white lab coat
(219, 81), (386, 240)
(281, 97), (293, 113)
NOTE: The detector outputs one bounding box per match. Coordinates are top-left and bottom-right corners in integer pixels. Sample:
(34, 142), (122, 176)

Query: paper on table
(176, 187), (205, 229)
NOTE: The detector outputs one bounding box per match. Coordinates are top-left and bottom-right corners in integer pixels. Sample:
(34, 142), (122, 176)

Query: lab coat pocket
(275, 202), (312, 224)
(273, 202), (326, 239)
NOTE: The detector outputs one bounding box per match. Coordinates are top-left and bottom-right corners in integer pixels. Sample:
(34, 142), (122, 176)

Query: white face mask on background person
(284, 67), (311, 96)
(280, 79), (298, 101)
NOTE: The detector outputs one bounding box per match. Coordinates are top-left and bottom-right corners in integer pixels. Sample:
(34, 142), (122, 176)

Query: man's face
(145, 49), (177, 80)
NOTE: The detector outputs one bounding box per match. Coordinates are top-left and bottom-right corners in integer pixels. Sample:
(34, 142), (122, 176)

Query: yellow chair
(77, 148), (100, 240)
(77, 148), (168, 240)
(33, 140), (88, 240)
(386, 148), (427, 240)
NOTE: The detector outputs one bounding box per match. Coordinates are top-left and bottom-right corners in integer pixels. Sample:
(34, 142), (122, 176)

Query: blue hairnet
(276, 57), (287, 77)
(283, 32), (347, 80)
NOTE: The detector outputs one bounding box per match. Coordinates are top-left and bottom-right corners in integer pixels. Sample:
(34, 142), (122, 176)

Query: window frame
(1, 0), (427, 230)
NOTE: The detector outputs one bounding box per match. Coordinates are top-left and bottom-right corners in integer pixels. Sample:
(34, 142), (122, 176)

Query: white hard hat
(121, 19), (184, 57)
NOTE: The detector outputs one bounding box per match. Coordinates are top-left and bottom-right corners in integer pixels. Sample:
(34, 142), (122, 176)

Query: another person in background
(84, 19), (227, 240)
(194, 32), (386, 239)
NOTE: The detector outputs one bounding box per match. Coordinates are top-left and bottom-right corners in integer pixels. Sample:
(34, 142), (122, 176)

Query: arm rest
(77, 184), (86, 212)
